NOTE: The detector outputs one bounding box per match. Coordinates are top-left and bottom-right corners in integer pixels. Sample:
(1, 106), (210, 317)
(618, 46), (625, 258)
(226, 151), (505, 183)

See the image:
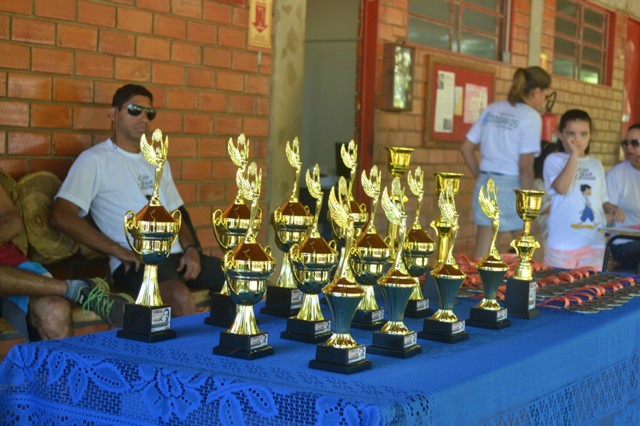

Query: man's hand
(177, 247), (201, 280)
(113, 245), (141, 273)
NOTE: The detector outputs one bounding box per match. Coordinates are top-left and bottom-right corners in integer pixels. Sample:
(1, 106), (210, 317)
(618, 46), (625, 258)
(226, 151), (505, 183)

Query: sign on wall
(249, 0), (272, 50)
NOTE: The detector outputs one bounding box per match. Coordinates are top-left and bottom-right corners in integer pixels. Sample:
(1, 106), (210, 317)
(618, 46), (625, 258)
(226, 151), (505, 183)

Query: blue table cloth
(1, 295), (639, 425)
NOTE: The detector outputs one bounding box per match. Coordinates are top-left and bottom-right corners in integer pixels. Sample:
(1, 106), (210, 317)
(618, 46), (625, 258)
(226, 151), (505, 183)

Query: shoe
(76, 278), (134, 327)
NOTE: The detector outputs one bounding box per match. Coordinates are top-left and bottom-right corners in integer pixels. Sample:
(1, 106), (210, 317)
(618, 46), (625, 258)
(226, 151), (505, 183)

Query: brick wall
(372, 0), (626, 255)
(0, 0), (270, 256)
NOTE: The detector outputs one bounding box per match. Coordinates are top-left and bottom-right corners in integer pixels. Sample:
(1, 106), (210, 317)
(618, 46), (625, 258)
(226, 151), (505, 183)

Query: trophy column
(504, 189), (545, 319)
(418, 173), (469, 344)
(117, 129), (179, 343)
(466, 179), (511, 329)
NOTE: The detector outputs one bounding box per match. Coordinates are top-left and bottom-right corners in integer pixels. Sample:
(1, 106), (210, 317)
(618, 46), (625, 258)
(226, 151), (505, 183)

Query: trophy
(504, 189), (545, 319)
(350, 166), (392, 330)
(117, 129), (181, 343)
(263, 138), (314, 317)
(213, 163), (276, 359)
(403, 166), (435, 318)
(329, 140), (368, 244)
(368, 183), (422, 358)
(385, 147), (414, 245)
(309, 178), (371, 374)
(206, 134), (262, 327)
(466, 179), (511, 329)
(418, 173), (469, 343)
(283, 164), (339, 343)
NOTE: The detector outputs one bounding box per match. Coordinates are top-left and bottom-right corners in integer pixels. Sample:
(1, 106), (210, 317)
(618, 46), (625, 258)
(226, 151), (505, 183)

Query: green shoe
(77, 278), (134, 327)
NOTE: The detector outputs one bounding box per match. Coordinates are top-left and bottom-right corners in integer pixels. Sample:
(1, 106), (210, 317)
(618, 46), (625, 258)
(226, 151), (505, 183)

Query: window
(408, 0), (507, 61)
(553, 0), (611, 84)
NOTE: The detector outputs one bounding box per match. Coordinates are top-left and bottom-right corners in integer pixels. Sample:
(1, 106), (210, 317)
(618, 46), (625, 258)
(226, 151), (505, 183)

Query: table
(598, 226), (640, 273)
(1, 293), (639, 425)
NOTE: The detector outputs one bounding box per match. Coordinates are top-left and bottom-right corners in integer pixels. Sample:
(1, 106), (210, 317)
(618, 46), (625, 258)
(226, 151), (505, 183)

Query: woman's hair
(557, 109), (592, 154)
(534, 141), (559, 179)
(507, 66), (551, 105)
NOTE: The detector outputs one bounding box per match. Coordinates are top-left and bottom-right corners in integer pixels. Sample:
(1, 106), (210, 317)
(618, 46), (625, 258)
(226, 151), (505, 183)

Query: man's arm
(175, 208), (201, 280)
(460, 139), (480, 179)
(0, 185), (23, 244)
(51, 198), (139, 270)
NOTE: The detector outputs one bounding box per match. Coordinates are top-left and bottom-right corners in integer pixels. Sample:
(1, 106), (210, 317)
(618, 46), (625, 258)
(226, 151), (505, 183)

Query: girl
(461, 66), (551, 259)
(543, 109), (624, 270)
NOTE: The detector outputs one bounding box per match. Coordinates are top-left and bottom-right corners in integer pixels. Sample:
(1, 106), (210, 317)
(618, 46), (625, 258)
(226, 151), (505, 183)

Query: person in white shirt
(461, 66), (552, 259)
(605, 123), (640, 271)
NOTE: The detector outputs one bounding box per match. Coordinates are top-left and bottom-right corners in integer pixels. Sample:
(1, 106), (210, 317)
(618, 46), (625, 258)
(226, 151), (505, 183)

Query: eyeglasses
(126, 104), (156, 120)
(621, 139), (640, 148)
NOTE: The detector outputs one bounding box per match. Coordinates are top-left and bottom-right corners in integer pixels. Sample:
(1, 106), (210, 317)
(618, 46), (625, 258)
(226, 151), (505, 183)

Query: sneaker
(76, 278), (134, 327)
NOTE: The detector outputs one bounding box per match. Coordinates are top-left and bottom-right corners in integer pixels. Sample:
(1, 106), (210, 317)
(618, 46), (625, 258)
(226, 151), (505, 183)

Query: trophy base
(367, 331), (422, 359)
(212, 331), (274, 360)
(260, 286), (302, 318)
(117, 304), (176, 343)
(404, 299), (433, 319)
(418, 318), (469, 344)
(203, 293), (236, 328)
(466, 307), (511, 330)
(351, 309), (386, 330)
(280, 317), (332, 343)
(309, 344), (372, 375)
(505, 277), (540, 319)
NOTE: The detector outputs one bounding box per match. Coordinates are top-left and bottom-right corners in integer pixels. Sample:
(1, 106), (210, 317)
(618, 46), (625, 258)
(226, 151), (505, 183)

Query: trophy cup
(385, 147), (414, 245)
(283, 164), (339, 343)
(213, 163), (276, 359)
(418, 173), (469, 343)
(350, 166), (392, 330)
(368, 183), (422, 358)
(466, 179), (511, 329)
(206, 134), (262, 327)
(504, 189), (545, 319)
(309, 178), (371, 374)
(263, 138), (314, 317)
(403, 166), (435, 318)
(117, 129), (180, 343)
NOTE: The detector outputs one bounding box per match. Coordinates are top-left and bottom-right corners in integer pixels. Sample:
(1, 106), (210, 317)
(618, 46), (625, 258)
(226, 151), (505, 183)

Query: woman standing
(460, 66), (551, 259)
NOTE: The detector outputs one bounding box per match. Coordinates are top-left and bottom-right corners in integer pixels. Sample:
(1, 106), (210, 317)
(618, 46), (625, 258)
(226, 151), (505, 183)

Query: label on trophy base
(451, 321), (465, 334)
(290, 289), (303, 309)
(528, 282), (537, 310)
(415, 299), (428, 310)
(314, 320), (331, 335)
(371, 310), (384, 322)
(249, 334), (269, 350)
(403, 333), (417, 348)
(347, 346), (367, 364)
(497, 308), (508, 321)
(150, 307), (171, 333)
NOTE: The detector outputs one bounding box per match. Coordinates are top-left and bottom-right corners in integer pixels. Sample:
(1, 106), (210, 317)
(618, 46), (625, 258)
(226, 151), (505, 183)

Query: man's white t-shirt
(543, 153), (608, 250)
(606, 160), (640, 244)
(466, 100), (542, 176)
(56, 139), (184, 272)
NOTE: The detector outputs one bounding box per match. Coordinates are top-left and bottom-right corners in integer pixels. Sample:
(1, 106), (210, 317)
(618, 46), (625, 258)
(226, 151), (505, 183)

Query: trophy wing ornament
(329, 184), (350, 232)
(228, 133), (249, 169)
(140, 129), (168, 206)
(285, 138), (302, 201)
(306, 164), (323, 236)
(478, 178), (501, 259)
(381, 184), (404, 228)
(361, 166), (381, 233)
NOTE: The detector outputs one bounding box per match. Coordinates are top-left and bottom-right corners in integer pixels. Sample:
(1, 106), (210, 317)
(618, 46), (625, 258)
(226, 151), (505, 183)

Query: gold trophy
(329, 140), (368, 243)
(466, 179), (511, 329)
(403, 166), (435, 318)
(418, 173), (469, 343)
(309, 178), (371, 374)
(283, 164), (339, 343)
(206, 134), (262, 327)
(213, 163), (276, 359)
(117, 129), (181, 343)
(263, 138), (314, 317)
(385, 147), (414, 245)
(350, 166), (392, 330)
(368, 183), (422, 358)
(504, 189), (545, 319)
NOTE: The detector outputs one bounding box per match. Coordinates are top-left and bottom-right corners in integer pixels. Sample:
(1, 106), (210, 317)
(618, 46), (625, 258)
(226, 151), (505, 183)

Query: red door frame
(624, 19), (640, 133)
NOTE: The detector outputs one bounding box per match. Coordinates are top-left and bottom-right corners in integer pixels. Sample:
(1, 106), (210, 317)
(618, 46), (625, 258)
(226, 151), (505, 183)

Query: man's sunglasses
(126, 104), (156, 120)
(621, 139), (640, 148)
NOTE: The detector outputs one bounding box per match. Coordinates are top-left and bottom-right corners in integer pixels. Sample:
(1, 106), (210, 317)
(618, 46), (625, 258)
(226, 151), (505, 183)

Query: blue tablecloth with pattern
(1, 294), (639, 425)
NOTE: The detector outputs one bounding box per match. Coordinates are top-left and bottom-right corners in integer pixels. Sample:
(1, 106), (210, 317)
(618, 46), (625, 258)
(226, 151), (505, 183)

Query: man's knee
(158, 280), (196, 317)
(29, 296), (72, 340)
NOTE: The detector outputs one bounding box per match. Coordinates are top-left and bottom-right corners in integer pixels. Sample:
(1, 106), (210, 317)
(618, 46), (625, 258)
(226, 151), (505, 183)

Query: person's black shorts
(112, 253), (224, 294)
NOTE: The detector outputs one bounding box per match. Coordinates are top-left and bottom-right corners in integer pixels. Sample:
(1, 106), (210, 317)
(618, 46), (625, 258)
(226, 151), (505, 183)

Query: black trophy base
(280, 317), (332, 343)
(204, 292), (236, 328)
(404, 299), (433, 319)
(212, 331), (274, 360)
(117, 304), (176, 343)
(351, 309), (385, 330)
(466, 307), (511, 330)
(505, 277), (540, 319)
(260, 286), (302, 318)
(309, 343), (372, 374)
(418, 318), (469, 344)
(367, 331), (422, 359)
